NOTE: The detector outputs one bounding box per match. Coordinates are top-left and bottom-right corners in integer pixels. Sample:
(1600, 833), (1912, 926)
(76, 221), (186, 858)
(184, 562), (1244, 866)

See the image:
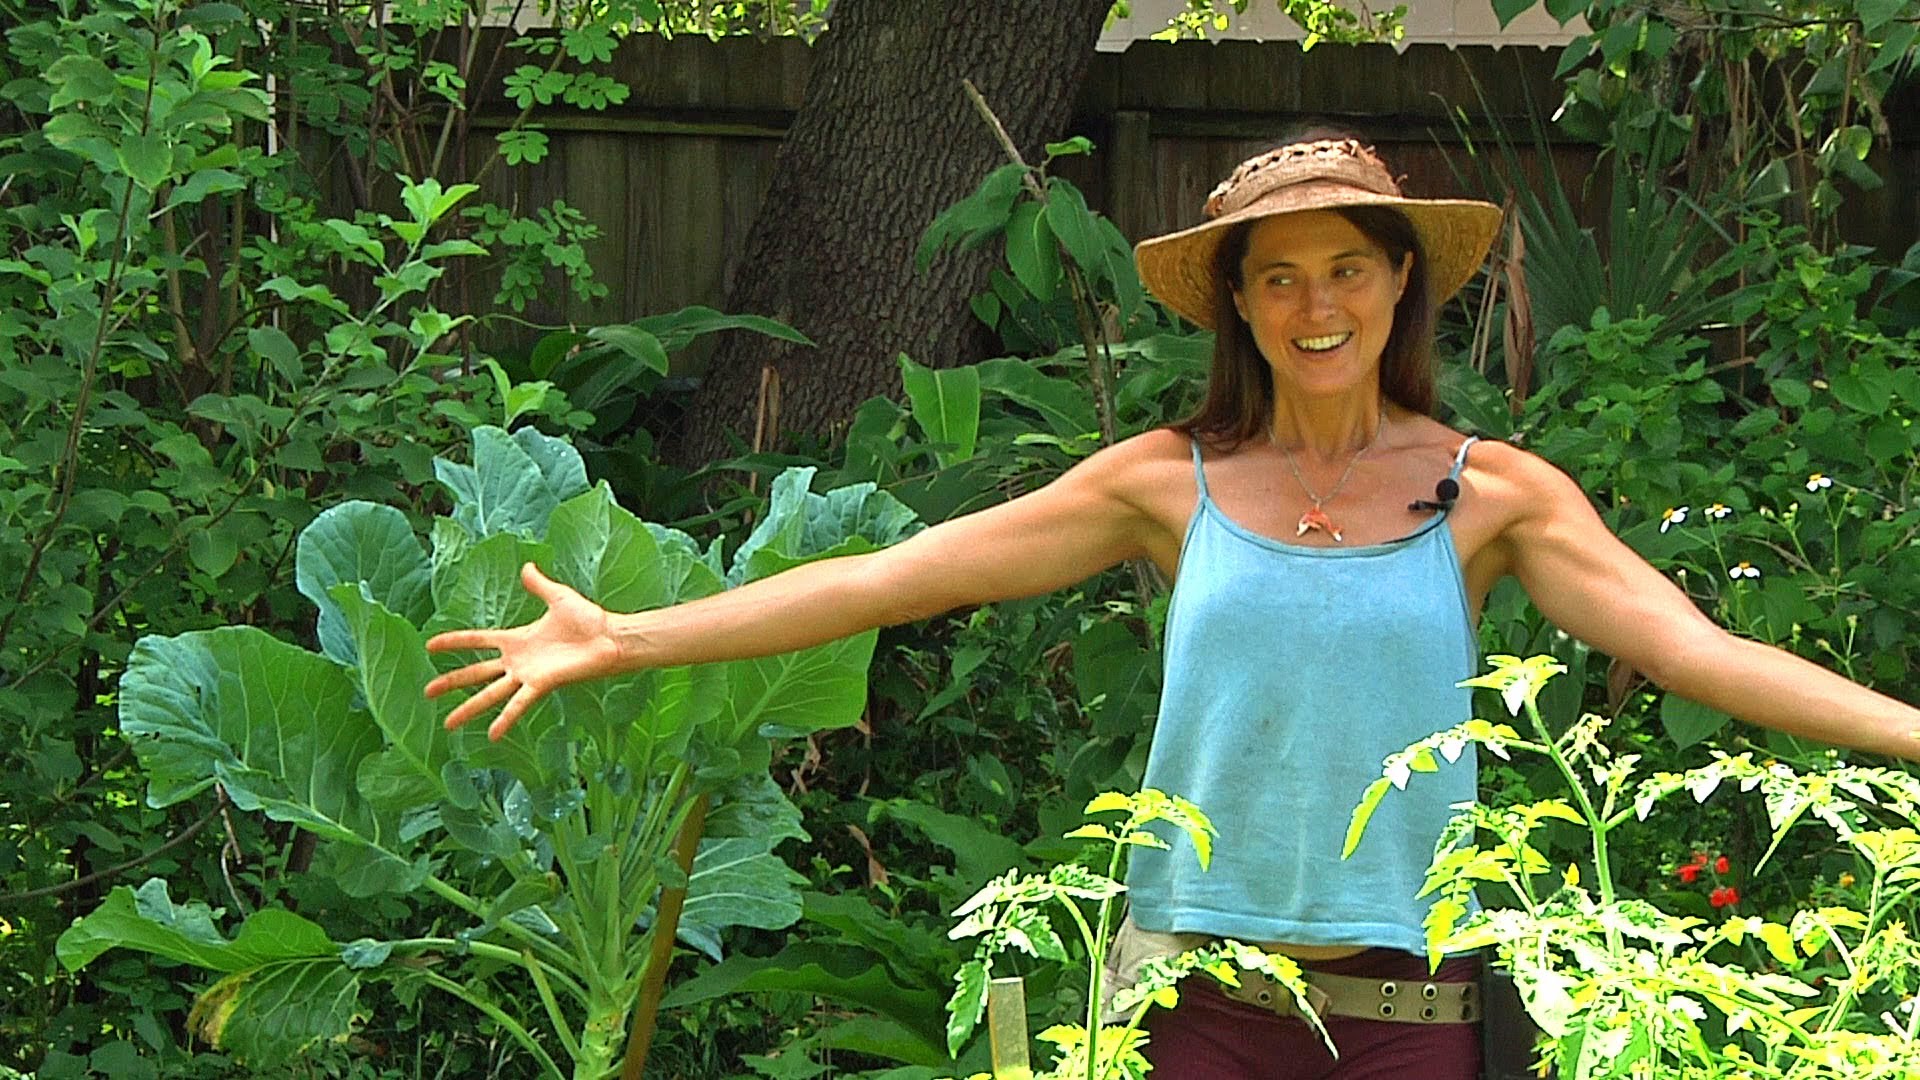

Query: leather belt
(1216, 968), (1481, 1025)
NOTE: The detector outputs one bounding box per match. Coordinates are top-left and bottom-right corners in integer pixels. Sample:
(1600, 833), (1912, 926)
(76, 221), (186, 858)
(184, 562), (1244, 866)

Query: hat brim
(1135, 183), (1504, 329)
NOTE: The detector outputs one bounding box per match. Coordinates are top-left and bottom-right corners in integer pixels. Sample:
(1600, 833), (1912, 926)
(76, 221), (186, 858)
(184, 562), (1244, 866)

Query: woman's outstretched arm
(1483, 442), (1920, 762)
(425, 431), (1178, 739)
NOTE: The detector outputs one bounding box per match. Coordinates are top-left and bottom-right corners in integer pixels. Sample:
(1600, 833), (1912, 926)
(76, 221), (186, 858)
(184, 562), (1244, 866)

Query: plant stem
(1078, 837), (1128, 1080)
(421, 874), (578, 975)
(1525, 698), (1619, 951)
(0, 809), (215, 905)
(416, 969), (566, 1078)
(525, 947), (584, 1061)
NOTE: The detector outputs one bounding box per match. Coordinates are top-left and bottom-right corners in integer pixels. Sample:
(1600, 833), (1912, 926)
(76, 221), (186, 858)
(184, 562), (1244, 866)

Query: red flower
(1713, 855), (1730, 874)
(1677, 864), (1702, 883)
(1709, 886), (1740, 908)
(1691, 852), (1710, 866)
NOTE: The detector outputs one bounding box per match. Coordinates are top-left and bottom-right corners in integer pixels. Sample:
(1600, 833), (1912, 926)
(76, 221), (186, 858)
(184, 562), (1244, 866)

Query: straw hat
(1135, 139), (1503, 329)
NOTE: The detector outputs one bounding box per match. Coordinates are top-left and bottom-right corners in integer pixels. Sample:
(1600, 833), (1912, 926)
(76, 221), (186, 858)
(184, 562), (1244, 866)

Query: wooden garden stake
(987, 975), (1033, 1080)
(620, 791), (711, 1080)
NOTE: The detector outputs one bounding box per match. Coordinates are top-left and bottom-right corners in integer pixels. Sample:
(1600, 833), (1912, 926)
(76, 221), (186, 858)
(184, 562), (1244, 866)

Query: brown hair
(1171, 139), (1438, 450)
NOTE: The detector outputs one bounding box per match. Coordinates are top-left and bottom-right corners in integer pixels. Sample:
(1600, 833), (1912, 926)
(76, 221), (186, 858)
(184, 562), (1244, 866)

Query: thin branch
(0, 810), (216, 906)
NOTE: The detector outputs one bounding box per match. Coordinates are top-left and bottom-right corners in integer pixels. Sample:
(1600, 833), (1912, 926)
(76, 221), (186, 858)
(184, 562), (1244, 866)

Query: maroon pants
(1141, 949), (1482, 1080)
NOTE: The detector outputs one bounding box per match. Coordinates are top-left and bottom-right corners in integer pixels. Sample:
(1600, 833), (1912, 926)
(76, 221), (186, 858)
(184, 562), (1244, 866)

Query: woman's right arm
(427, 430), (1177, 739)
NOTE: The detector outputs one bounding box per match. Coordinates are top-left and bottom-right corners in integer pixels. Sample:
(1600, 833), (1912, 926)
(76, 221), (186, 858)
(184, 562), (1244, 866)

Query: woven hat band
(1205, 139), (1401, 219)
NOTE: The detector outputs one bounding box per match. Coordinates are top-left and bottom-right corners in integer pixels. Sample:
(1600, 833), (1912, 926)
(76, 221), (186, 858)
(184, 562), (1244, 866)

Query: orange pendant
(1297, 506), (1343, 542)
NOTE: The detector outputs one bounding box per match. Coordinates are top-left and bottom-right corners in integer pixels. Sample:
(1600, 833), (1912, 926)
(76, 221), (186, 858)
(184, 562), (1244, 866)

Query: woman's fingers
(444, 676), (520, 731)
(426, 628), (504, 654)
(521, 561), (570, 602)
(424, 659), (506, 698)
(488, 682), (543, 742)
(425, 564), (572, 735)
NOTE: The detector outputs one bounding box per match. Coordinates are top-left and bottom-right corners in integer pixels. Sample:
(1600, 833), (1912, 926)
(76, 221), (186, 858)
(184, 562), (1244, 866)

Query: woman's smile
(1230, 210), (1411, 400)
(1292, 331), (1353, 353)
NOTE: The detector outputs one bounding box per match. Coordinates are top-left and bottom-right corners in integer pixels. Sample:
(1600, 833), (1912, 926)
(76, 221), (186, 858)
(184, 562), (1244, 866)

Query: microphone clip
(1408, 477), (1460, 513)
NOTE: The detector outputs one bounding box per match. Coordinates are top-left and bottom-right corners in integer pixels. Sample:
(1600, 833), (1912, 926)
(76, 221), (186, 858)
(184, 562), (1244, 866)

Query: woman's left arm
(1483, 444), (1920, 763)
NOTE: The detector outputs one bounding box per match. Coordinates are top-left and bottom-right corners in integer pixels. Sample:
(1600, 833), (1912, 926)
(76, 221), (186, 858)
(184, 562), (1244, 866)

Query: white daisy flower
(1806, 473), (1833, 492)
(1659, 506), (1689, 533)
(1728, 562), (1761, 580)
(1705, 503), (1731, 520)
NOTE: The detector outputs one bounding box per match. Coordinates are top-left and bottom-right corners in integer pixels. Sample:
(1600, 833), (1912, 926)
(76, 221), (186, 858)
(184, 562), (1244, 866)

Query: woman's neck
(1267, 394), (1389, 464)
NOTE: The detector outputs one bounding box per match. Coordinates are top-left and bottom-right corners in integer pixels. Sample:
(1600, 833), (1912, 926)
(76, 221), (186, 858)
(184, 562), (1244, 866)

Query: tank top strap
(1188, 437), (1211, 501)
(1446, 436), (1480, 483)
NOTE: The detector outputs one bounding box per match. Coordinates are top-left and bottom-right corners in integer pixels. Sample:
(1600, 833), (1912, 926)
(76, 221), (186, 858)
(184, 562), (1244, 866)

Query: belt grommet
(1421, 983), (1439, 1000)
(1421, 1005), (1437, 1020)
(1380, 981), (1398, 998)
(1460, 984), (1474, 999)
(1257, 990), (1272, 1005)
(1379, 1002), (1396, 1018)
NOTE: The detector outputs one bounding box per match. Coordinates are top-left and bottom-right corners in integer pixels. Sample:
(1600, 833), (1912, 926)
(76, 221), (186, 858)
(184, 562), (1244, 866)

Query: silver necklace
(1271, 414), (1384, 543)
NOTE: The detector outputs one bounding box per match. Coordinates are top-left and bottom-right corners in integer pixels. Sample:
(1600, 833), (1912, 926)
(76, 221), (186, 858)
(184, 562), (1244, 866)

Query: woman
(426, 135), (1920, 1078)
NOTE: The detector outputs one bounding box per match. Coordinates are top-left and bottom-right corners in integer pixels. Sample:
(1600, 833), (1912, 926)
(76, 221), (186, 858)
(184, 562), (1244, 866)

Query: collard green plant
(1347, 655), (1920, 1079)
(58, 426), (921, 1079)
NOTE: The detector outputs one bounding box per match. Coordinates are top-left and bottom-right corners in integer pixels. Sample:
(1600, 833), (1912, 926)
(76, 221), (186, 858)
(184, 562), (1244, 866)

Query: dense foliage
(2, 0), (1915, 1077)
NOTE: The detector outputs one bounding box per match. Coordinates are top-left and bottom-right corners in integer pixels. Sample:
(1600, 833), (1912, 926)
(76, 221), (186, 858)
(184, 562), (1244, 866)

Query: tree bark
(675, 0), (1113, 464)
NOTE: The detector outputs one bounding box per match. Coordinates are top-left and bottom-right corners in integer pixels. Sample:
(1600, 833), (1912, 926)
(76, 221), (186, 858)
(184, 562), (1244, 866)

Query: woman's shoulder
(1453, 435), (1598, 548)
(1096, 426), (1203, 471)
(1050, 427), (1197, 506)
(1457, 436), (1581, 497)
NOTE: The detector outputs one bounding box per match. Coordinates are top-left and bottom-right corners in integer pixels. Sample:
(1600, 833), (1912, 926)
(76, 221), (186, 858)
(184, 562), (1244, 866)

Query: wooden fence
(442, 36), (1917, 337)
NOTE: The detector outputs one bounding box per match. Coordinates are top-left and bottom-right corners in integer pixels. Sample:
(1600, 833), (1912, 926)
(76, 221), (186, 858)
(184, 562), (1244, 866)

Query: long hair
(1172, 143), (1438, 450)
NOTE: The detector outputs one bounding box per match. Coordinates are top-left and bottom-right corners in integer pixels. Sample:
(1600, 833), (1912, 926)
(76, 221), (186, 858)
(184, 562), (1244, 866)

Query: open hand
(424, 562), (624, 740)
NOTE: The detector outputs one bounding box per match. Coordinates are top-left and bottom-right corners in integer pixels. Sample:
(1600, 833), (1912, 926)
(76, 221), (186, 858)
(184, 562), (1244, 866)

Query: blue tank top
(1125, 435), (1480, 956)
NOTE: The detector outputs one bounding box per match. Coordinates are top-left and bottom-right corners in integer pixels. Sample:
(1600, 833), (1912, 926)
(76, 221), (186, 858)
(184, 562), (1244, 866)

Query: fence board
(432, 37), (1913, 338)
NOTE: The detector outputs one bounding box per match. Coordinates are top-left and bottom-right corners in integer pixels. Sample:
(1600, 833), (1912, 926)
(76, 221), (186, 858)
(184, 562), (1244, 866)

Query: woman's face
(1230, 210), (1412, 404)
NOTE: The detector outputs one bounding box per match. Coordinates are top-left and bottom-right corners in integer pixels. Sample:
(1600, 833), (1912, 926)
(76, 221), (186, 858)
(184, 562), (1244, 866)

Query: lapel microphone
(1408, 477), (1460, 513)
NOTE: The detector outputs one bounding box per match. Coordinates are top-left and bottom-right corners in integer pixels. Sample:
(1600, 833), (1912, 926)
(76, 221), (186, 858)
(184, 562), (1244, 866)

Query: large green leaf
(426, 532), (552, 635)
(1660, 694), (1731, 751)
(631, 305), (812, 352)
(717, 631), (877, 746)
(433, 425), (587, 540)
(118, 629), (415, 887)
(705, 773), (809, 844)
(871, 800), (1030, 886)
(57, 880), (371, 1067)
(1005, 200), (1061, 303)
(1071, 620), (1158, 738)
(59, 878), (336, 973)
(800, 892), (956, 988)
(295, 502), (431, 666)
(727, 468), (922, 586)
(1043, 179), (1104, 279)
(645, 522), (728, 600)
(510, 425), (590, 502)
(978, 358), (1096, 438)
(660, 942), (948, 1057)
(545, 485), (714, 612)
(623, 663), (724, 780)
(677, 836), (808, 953)
(333, 587), (452, 813)
(195, 961), (366, 1068)
(898, 354), (980, 469)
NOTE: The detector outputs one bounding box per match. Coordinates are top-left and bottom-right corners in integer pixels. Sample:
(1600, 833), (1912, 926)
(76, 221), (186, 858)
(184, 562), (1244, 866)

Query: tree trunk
(675, 0), (1112, 463)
